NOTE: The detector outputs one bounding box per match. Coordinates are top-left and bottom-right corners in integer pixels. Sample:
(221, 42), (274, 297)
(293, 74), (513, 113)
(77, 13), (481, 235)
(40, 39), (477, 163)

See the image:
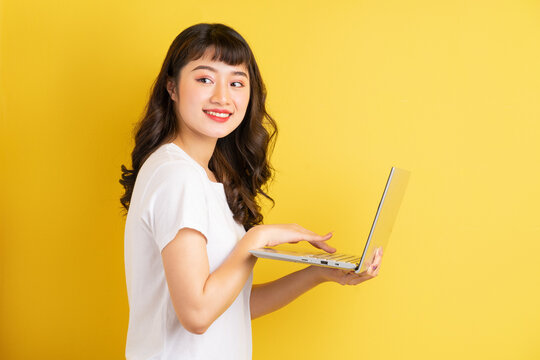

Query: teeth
(205, 110), (230, 118)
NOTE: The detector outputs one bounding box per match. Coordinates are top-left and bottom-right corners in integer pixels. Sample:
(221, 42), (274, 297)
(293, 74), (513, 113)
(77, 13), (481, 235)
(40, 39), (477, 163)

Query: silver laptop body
(249, 167), (410, 274)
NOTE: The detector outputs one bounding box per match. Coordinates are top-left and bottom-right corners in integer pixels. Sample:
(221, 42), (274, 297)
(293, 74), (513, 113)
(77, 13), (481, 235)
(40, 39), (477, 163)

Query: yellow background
(1, 0), (539, 359)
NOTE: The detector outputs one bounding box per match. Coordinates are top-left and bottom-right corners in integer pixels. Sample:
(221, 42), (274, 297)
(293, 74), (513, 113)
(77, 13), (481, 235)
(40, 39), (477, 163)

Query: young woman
(119, 23), (382, 360)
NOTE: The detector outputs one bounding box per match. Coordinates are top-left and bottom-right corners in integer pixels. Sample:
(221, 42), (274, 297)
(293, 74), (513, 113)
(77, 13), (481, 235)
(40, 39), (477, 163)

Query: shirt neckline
(165, 142), (225, 188)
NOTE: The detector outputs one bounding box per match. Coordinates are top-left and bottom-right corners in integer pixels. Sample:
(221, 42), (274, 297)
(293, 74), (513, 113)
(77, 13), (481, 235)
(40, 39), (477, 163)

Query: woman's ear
(166, 79), (178, 102)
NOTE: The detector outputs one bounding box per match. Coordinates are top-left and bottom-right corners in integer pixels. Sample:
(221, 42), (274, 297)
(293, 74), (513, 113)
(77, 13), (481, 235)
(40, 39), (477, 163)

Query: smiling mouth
(203, 110), (233, 116)
(203, 110), (232, 122)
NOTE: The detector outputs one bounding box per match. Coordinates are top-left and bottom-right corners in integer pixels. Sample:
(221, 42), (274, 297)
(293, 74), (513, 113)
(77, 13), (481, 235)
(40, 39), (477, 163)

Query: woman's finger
(346, 272), (370, 285)
(366, 247), (383, 269)
(338, 264), (382, 285)
(370, 248), (379, 265)
(304, 232), (336, 253)
(295, 227), (333, 243)
(374, 250), (383, 267)
(369, 260), (380, 272)
(375, 247), (383, 262)
(287, 230), (332, 243)
(308, 239), (336, 253)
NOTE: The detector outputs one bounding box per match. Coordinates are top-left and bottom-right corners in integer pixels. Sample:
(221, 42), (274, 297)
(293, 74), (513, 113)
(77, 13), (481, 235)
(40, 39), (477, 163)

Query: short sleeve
(141, 161), (210, 253)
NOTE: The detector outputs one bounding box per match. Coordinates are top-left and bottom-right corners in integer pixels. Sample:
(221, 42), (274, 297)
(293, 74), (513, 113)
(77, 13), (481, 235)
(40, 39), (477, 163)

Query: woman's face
(168, 49), (251, 140)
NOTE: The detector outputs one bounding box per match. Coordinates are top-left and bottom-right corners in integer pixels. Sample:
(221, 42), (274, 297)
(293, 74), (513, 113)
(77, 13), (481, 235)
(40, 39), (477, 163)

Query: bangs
(185, 33), (252, 67)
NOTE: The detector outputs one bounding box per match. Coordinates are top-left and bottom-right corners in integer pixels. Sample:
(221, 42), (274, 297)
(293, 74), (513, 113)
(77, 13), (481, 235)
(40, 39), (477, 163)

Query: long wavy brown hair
(119, 23), (278, 231)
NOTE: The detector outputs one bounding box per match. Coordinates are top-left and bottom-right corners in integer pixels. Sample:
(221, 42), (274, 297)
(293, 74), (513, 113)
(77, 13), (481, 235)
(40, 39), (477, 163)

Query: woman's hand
(249, 224), (336, 253)
(314, 246), (383, 285)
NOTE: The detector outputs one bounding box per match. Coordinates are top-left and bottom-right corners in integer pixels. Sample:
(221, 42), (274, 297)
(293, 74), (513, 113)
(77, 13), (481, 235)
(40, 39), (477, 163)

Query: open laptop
(249, 167), (410, 274)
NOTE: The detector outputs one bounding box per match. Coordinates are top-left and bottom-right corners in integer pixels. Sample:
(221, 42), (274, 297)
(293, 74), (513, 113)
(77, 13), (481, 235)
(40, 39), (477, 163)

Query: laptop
(249, 167), (411, 274)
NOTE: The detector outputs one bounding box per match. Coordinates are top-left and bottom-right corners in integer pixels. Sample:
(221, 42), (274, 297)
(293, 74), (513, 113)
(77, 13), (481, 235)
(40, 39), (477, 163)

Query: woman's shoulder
(135, 144), (204, 188)
(143, 143), (198, 172)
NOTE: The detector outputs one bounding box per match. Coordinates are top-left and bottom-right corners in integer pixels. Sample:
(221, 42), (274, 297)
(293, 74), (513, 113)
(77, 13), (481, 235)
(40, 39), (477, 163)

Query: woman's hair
(119, 23), (278, 231)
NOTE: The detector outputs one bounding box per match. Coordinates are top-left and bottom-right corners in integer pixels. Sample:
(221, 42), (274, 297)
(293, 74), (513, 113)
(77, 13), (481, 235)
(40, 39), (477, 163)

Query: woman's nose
(210, 81), (231, 104)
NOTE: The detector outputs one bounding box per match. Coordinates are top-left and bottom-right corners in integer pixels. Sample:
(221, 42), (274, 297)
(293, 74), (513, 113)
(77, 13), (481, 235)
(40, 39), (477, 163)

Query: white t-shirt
(124, 142), (253, 360)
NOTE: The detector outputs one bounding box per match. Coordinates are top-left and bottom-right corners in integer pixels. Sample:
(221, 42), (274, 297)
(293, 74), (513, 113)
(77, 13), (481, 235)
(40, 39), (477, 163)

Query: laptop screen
(357, 167), (411, 273)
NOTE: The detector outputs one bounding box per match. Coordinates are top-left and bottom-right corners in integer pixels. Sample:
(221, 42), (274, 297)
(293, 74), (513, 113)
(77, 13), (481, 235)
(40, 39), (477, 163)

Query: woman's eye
(196, 78), (244, 87)
(197, 78), (211, 84)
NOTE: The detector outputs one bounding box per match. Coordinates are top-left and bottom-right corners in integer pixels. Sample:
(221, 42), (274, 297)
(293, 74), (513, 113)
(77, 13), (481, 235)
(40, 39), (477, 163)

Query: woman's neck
(171, 136), (216, 173)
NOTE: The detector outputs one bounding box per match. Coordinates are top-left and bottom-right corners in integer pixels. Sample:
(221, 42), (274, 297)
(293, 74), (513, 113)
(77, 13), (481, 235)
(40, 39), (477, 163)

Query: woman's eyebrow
(191, 65), (248, 79)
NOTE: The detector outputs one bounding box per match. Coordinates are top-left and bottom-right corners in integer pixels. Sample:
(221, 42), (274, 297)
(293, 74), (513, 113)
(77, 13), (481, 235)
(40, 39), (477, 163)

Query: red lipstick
(203, 109), (231, 123)
(204, 108), (232, 114)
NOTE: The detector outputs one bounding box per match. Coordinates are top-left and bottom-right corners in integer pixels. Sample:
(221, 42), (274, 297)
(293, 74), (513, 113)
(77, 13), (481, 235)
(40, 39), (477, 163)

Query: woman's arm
(250, 266), (326, 320)
(162, 227), (259, 335)
(162, 224), (336, 334)
(250, 249), (383, 320)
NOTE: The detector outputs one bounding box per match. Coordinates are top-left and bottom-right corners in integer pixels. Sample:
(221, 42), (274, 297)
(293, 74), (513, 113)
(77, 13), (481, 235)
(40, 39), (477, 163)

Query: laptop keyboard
(261, 248), (361, 264)
(303, 252), (361, 264)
